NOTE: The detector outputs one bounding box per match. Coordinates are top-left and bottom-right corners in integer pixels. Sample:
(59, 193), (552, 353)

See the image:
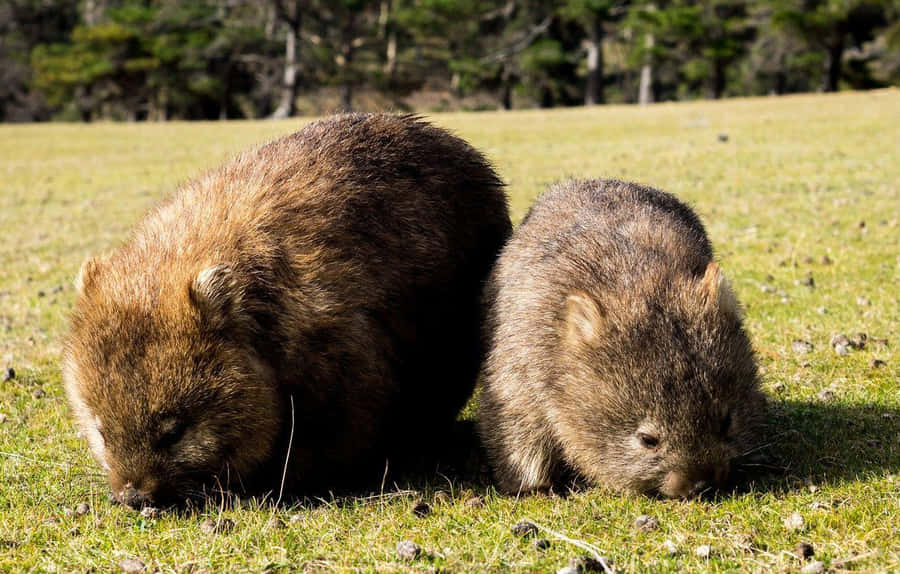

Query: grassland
(0, 90), (898, 573)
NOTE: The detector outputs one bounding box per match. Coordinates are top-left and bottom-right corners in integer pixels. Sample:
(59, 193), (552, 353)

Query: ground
(0, 90), (898, 573)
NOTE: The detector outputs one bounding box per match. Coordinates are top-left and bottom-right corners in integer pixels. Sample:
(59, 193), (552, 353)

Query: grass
(1, 90), (898, 573)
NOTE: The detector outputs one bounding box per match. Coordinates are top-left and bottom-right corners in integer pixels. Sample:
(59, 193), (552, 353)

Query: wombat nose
(662, 466), (726, 499)
(119, 483), (151, 509)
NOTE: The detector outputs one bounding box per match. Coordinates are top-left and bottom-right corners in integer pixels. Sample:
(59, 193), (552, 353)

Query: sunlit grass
(1, 90), (898, 572)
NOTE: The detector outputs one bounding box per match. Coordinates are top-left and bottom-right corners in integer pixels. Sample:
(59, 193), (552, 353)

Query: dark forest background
(2, 0), (898, 122)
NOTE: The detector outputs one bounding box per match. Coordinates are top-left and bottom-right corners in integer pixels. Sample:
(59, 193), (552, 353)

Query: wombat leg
(485, 425), (558, 494)
(502, 446), (556, 494)
(480, 384), (559, 494)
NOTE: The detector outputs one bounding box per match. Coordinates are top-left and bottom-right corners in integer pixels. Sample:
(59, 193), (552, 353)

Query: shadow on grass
(110, 400), (899, 513)
(383, 400), (900, 501)
(735, 399), (900, 493)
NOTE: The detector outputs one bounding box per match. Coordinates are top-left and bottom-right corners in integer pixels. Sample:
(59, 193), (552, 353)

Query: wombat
(478, 178), (765, 498)
(64, 113), (511, 508)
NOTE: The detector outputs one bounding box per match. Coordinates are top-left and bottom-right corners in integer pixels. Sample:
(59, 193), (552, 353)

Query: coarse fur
(477, 178), (765, 498)
(64, 113), (511, 508)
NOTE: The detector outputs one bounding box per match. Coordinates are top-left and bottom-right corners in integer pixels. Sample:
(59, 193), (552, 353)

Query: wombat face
(64, 261), (281, 508)
(558, 263), (765, 498)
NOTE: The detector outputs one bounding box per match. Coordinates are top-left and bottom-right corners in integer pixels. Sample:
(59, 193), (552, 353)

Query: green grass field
(1, 90), (898, 573)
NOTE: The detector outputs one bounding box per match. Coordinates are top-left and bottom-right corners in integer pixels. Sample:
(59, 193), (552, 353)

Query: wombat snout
(115, 483), (152, 509)
(112, 476), (177, 509)
(660, 464), (730, 499)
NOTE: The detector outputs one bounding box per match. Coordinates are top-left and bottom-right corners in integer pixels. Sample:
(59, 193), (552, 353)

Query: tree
(774, 0), (889, 92)
(631, 1), (754, 100)
(742, 3), (821, 94)
(559, 0), (630, 105)
(0, 0), (80, 121)
(270, 0), (304, 118)
(625, 2), (667, 104)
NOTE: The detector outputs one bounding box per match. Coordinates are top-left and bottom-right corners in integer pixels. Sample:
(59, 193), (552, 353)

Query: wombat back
(478, 178), (764, 498)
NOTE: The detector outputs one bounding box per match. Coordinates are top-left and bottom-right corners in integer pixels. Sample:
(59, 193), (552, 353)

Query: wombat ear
(565, 292), (605, 345)
(189, 264), (242, 325)
(700, 262), (742, 319)
(74, 257), (102, 295)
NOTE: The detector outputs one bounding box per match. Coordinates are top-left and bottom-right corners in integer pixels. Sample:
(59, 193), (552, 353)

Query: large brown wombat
(478, 178), (765, 498)
(64, 114), (511, 508)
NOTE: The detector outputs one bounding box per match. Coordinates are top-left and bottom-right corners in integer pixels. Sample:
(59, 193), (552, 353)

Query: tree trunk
(774, 71), (786, 95)
(385, 31), (397, 85)
(824, 31), (845, 92)
(339, 12), (356, 112)
(271, 1), (301, 119)
(76, 86), (93, 122)
(84, 0), (105, 26)
(499, 65), (512, 110)
(219, 66), (231, 120)
(710, 59), (726, 99)
(584, 16), (604, 106)
(380, 0), (398, 86)
(638, 33), (654, 105)
(152, 86), (169, 121)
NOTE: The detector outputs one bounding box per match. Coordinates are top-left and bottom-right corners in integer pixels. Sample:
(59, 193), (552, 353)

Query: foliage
(1, 0), (899, 119)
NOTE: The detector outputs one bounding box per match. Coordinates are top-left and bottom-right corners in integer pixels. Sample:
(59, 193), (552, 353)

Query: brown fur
(64, 113), (511, 508)
(477, 179), (765, 498)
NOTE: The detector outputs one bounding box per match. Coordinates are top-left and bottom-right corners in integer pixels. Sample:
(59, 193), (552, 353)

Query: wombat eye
(637, 432), (659, 449)
(156, 419), (186, 449)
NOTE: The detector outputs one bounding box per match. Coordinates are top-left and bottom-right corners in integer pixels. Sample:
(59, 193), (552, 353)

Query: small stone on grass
(411, 500), (431, 518)
(433, 490), (451, 505)
(0, 414), (7, 424)
(74, 502), (90, 516)
(695, 545), (712, 559)
(32, 388), (46, 399)
(816, 388), (835, 402)
(664, 539), (678, 555)
(800, 560), (826, 574)
(830, 333), (850, 355)
(795, 541), (815, 560)
(139, 507), (160, 520)
(396, 540), (421, 561)
(511, 520), (538, 537)
(265, 516), (285, 530)
(783, 512), (805, 531)
(856, 296), (871, 306)
(633, 514), (659, 532)
(464, 496), (484, 508)
(792, 340), (814, 354)
(869, 358), (886, 369)
(568, 555), (610, 572)
(118, 558), (146, 573)
(1, 368), (14, 382)
(199, 518), (234, 535)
